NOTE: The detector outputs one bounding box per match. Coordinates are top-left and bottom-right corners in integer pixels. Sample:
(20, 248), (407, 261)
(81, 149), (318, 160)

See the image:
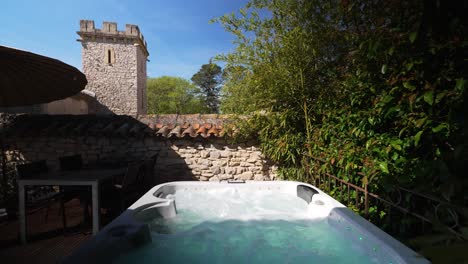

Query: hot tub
(64, 181), (429, 263)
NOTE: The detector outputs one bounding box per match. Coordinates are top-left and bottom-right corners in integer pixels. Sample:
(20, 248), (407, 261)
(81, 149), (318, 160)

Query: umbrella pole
(0, 135), (6, 196)
(0, 116), (8, 200)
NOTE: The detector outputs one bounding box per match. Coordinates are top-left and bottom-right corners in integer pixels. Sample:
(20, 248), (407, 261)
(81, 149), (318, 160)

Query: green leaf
(432, 123), (447, 133)
(455, 78), (466, 92)
(390, 140), (402, 151)
(382, 94), (394, 103)
(435, 91), (447, 103)
(399, 127), (407, 137)
(365, 139), (373, 150)
(379, 162), (389, 174)
(435, 148), (441, 156)
(414, 130), (424, 146)
(409, 32), (417, 43)
(406, 61), (414, 71)
(239, 8), (246, 17)
(423, 91), (434, 105)
(403, 81), (415, 91)
(415, 117), (427, 128)
(379, 211), (386, 218)
(381, 64), (387, 74)
(384, 106), (399, 118)
(362, 175), (368, 185)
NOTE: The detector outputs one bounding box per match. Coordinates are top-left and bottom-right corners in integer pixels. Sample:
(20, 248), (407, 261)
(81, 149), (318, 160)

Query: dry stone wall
(4, 137), (277, 183)
(169, 140), (275, 181)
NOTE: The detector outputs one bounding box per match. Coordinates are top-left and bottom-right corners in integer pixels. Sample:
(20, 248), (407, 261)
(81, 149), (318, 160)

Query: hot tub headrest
(297, 185), (319, 204)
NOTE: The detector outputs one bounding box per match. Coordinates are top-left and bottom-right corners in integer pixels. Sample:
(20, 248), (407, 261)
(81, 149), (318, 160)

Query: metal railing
(304, 155), (467, 239)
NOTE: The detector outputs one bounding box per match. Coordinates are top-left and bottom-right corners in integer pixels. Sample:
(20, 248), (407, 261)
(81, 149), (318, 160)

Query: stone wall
(170, 140), (276, 181)
(136, 45), (148, 114)
(81, 41), (139, 115)
(4, 137), (277, 183)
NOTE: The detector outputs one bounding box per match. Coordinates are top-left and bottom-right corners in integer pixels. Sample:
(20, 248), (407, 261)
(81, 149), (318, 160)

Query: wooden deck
(0, 199), (92, 263)
(0, 232), (91, 263)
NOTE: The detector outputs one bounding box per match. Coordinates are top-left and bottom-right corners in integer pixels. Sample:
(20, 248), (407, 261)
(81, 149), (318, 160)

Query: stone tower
(77, 20), (149, 115)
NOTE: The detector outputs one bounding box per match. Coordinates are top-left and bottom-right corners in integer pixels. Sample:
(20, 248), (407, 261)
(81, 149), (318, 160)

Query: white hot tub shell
(64, 181), (429, 264)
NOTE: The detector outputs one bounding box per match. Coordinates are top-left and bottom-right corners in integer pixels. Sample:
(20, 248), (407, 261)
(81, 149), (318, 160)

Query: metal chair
(16, 160), (67, 230)
(101, 161), (145, 214)
(141, 153), (159, 194)
(59, 154), (91, 226)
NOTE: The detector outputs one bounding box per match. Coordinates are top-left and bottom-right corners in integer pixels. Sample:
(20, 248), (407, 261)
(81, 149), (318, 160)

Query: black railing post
(364, 183), (369, 217)
(340, 181), (343, 201)
(355, 189), (359, 208)
(347, 185), (350, 204)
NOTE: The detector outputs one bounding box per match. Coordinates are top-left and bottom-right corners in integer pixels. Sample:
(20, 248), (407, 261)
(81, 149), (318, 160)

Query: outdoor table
(17, 167), (127, 244)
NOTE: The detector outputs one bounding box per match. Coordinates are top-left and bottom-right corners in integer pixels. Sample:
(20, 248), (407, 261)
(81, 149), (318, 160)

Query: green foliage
(216, 0), (468, 252)
(147, 76), (208, 114)
(191, 61), (223, 113)
(220, 66), (259, 114)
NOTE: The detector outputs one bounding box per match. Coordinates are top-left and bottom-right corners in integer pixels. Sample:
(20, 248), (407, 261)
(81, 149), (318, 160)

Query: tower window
(105, 48), (115, 64)
(107, 50), (111, 64)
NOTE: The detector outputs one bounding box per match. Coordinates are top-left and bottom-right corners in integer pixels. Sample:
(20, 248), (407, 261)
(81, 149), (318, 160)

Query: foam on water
(115, 189), (379, 264)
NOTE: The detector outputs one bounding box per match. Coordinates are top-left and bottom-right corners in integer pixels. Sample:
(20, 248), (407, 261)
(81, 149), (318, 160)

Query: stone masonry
(77, 20), (149, 115)
(4, 137), (277, 183)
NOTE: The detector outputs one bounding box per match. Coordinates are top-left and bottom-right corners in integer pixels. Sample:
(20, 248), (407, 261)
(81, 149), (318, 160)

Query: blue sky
(1, 0), (249, 79)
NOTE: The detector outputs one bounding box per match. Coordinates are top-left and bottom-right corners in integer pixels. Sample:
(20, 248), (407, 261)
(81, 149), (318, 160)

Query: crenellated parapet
(77, 20), (149, 56)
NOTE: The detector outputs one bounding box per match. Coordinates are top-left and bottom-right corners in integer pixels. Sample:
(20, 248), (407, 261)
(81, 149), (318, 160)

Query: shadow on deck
(0, 199), (93, 263)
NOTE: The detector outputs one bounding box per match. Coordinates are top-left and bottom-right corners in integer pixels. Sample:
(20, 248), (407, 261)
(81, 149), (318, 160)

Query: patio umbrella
(0, 45), (87, 107)
(0, 45), (87, 204)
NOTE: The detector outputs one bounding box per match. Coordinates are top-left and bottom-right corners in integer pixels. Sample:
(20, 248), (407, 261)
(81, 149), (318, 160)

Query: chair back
(143, 153), (159, 186)
(59, 154), (83, 171)
(122, 162), (145, 190)
(17, 160), (48, 179)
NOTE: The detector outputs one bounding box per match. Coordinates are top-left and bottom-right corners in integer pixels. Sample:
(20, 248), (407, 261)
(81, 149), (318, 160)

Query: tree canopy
(191, 61), (223, 113)
(147, 76), (208, 114)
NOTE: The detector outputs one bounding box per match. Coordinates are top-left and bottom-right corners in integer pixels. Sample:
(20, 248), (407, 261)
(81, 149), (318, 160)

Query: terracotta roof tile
(156, 126), (170, 137)
(196, 126), (207, 137)
(207, 126), (218, 136)
(146, 114), (232, 138)
(182, 126), (196, 137)
(181, 122), (190, 129)
(2, 114), (232, 139)
(168, 126), (182, 137)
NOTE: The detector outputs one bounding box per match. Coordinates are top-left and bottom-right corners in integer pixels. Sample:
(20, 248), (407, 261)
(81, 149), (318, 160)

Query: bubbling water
(115, 189), (379, 264)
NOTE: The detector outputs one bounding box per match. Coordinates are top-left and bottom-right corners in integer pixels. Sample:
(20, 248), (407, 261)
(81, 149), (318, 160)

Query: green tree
(220, 65), (258, 114)
(214, 0), (345, 162)
(147, 76), (208, 114)
(191, 61), (223, 113)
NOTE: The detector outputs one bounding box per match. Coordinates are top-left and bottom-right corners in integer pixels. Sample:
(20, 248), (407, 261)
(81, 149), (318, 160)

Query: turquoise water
(115, 190), (379, 264)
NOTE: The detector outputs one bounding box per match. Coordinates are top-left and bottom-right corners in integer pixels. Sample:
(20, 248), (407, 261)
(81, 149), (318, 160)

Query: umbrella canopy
(0, 45), (87, 107)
